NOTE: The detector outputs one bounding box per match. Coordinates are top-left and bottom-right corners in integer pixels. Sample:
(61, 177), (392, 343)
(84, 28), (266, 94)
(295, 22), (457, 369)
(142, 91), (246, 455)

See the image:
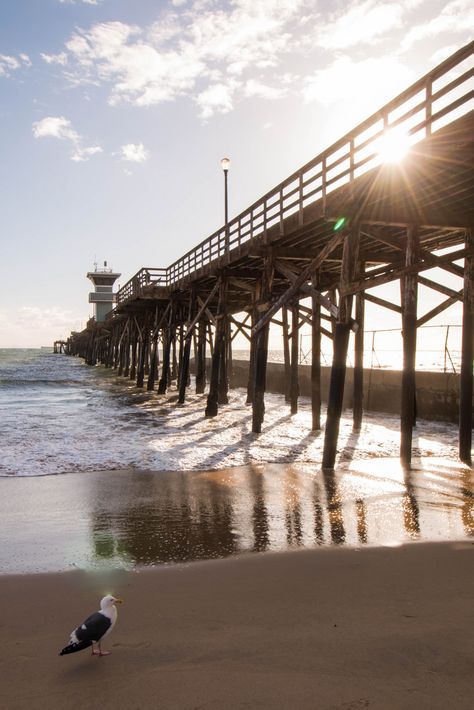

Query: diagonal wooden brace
(252, 230), (346, 335)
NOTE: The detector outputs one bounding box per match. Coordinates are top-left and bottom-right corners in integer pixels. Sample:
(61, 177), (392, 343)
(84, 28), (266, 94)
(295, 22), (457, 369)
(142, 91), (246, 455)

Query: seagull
(59, 595), (123, 657)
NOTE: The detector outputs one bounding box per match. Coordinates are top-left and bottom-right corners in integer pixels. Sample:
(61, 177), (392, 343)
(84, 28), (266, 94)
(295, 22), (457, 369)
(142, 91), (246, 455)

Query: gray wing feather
(74, 612), (111, 643)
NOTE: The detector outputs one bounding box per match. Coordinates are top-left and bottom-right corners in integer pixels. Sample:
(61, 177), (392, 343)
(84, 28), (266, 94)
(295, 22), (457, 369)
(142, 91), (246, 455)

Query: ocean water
(0, 348), (463, 478)
(0, 349), (472, 572)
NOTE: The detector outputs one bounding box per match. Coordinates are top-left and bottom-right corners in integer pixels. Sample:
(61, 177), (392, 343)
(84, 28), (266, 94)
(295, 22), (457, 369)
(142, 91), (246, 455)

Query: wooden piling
(195, 319), (207, 394)
(290, 301), (299, 415)
(353, 259), (365, 430)
(282, 306), (291, 403)
(460, 228), (473, 463)
(400, 225), (418, 467)
(158, 306), (173, 394)
(322, 226), (359, 470)
(205, 280), (225, 417)
(311, 271), (321, 430)
(178, 290), (196, 404)
(246, 301), (258, 405)
(252, 257), (274, 432)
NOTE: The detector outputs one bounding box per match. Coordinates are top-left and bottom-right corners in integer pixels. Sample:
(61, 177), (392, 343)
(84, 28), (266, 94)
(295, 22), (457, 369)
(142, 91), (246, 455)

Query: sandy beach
(1, 541), (473, 710)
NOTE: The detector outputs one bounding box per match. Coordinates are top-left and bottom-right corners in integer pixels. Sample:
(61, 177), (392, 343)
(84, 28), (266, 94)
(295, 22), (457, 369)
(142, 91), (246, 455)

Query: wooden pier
(66, 42), (474, 467)
(53, 340), (69, 354)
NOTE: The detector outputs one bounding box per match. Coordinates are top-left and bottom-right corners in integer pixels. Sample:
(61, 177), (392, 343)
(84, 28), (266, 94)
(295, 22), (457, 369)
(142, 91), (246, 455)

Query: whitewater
(0, 348), (461, 477)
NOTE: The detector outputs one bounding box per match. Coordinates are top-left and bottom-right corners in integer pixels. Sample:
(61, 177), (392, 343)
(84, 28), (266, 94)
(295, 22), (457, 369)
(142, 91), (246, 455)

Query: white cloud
(0, 52), (30, 77)
(32, 116), (102, 162)
(195, 82), (237, 119)
(71, 145), (103, 161)
(41, 52), (68, 66)
(32, 116), (79, 141)
(400, 0), (474, 51)
(118, 142), (150, 163)
(59, 0), (102, 5)
(19, 53), (32, 66)
(244, 79), (286, 99)
(314, 1), (405, 50)
(54, 0), (306, 117)
(304, 55), (414, 114)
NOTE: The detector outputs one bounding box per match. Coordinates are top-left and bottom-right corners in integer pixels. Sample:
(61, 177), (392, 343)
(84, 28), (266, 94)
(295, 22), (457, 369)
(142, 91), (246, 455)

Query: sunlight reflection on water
(0, 459), (472, 573)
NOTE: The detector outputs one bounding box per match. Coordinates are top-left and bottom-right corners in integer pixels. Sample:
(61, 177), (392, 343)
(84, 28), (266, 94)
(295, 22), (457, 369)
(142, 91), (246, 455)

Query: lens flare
(377, 127), (410, 163)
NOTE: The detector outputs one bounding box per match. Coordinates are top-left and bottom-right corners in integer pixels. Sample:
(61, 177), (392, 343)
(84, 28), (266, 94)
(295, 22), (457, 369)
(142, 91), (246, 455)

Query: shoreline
(1, 460), (472, 575)
(1, 541), (473, 709)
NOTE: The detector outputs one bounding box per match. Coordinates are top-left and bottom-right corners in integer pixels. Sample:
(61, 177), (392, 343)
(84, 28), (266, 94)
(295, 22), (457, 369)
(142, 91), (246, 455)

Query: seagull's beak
(114, 598), (123, 604)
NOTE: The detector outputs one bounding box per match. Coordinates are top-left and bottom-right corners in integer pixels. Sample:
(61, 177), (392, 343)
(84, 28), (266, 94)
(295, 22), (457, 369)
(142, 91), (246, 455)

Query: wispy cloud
(400, 0), (474, 52)
(53, 0), (306, 117)
(118, 142), (150, 163)
(41, 52), (68, 66)
(313, 0), (407, 50)
(40, 0), (472, 123)
(0, 52), (31, 77)
(32, 116), (103, 162)
(304, 55), (414, 115)
(59, 0), (102, 5)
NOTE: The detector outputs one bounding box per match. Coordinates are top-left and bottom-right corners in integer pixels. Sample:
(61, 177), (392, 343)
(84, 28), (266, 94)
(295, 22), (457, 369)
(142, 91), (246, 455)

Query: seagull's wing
(59, 612), (111, 656)
(75, 612), (111, 643)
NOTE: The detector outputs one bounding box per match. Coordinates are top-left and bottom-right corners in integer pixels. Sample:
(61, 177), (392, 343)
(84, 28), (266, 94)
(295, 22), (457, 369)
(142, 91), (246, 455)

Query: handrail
(116, 40), (474, 306)
(116, 267), (167, 306)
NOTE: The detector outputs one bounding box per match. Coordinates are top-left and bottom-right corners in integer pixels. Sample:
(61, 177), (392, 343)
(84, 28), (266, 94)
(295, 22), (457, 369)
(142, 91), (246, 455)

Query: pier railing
(116, 268), (168, 306)
(117, 40), (473, 304)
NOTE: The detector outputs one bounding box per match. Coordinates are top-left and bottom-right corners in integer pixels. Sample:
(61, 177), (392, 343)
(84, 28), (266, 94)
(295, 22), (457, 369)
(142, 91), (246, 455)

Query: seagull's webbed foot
(92, 643), (112, 656)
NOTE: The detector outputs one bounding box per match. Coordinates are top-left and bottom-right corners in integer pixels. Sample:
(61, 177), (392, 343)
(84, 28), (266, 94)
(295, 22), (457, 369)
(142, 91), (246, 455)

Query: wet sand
(1, 541), (473, 710)
(1, 460), (472, 573)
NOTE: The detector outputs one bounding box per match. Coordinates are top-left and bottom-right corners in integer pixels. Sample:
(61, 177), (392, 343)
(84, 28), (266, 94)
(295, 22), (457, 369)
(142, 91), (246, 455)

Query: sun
(377, 127), (411, 163)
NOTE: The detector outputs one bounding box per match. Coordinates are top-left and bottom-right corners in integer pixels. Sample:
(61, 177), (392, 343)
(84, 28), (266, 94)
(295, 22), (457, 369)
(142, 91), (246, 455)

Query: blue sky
(0, 0), (472, 347)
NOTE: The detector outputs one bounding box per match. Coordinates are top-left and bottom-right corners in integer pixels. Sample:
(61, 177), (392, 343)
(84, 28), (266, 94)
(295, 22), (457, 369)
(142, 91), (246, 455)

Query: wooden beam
(418, 275), (463, 300)
(364, 292), (402, 314)
(417, 289), (463, 327)
(274, 259), (340, 319)
(186, 280), (220, 338)
(460, 228), (473, 463)
(400, 225), (419, 467)
(227, 276), (255, 292)
(342, 247), (473, 297)
(323, 225), (360, 470)
(311, 270), (321, 430)
(252, 230), (346, 335)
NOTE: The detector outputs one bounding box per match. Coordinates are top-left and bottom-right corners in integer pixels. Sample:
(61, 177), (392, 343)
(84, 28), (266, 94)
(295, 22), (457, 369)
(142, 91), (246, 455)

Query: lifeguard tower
(87, 261), (121, 323)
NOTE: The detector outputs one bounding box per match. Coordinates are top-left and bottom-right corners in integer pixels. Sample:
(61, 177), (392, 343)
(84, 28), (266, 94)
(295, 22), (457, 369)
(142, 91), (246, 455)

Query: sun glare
(377, 127), (411, 163)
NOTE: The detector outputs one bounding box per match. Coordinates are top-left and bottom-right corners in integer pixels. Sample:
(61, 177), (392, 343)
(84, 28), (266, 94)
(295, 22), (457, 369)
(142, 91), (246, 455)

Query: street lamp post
(221, 157), (230, 254)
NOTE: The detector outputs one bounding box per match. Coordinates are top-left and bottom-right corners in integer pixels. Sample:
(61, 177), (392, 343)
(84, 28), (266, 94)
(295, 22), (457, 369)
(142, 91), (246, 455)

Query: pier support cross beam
(460, 227), (474, 464)
(252, 230), (345, 336)
(400, 225), (419, 467)
(322, 226), (360, 470)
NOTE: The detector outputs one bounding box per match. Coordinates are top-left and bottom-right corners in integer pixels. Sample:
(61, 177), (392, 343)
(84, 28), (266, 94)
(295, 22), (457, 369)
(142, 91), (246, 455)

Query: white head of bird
(100, 595), (123, 611)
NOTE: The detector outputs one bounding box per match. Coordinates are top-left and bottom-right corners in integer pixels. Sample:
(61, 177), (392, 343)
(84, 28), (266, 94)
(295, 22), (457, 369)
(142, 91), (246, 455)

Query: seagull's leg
(91, 643), (101, 656)
(97, 642), (111, 657)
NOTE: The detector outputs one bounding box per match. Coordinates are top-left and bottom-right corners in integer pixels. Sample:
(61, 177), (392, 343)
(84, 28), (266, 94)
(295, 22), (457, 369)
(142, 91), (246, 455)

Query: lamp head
(221, 157), (230, 172)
